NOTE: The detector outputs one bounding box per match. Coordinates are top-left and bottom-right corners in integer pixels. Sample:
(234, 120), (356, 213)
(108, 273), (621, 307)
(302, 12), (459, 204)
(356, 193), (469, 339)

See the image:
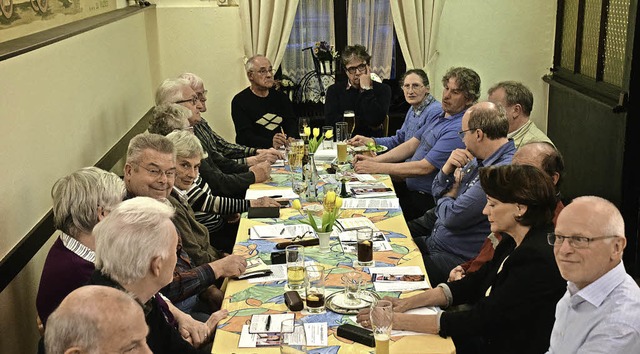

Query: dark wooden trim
(553, 0), (565, 70)
(546, 67), (626, 109)
(595, 0), (610, 81)
(0, 108), (154, 292)
(0, 5), (154, 62)
(574, 0), (586, 73)
(334, 0), (347, 83)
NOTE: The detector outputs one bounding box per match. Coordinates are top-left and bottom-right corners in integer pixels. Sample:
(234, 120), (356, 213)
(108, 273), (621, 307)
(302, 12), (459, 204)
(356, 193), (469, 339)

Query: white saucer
(330, 292), (370, 309)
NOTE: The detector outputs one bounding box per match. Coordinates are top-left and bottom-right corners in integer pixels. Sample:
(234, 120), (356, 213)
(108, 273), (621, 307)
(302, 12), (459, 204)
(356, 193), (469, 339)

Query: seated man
(45, 285), (151, 354)
(231, 55), (298, 149)
(36, 167), (126, 326)
(487, 81), (553, 148)
(166, 130), (280, 253)
(411, 101), (516, 285)
(449, 141), (565, 281)
(324, 44), (391, 137)
(155, 78), (270, 198)
(91, 197), (228, 353)
(547, 196), (640, 353)
(353, 67), (479, 220)
(124, 133), (247, 316)
(179, 72), (282, 165)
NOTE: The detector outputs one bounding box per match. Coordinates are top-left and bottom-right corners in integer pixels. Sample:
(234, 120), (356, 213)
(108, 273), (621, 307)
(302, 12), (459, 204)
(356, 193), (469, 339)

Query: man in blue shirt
(353, 67), (479, 221)
(547, 196), (640, 353)
(412, 101), (516, 285)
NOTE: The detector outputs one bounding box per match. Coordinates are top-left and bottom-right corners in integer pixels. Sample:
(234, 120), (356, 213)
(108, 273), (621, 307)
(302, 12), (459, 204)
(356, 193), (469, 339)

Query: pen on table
(265, 314), (272, 332)
(268, 195), (282, 198)
(280, 127), (286, 136)
(279, 227), (286, 235)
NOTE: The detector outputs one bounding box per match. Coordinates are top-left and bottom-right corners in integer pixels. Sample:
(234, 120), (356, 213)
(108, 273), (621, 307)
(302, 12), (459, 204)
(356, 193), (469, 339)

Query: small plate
(325, 290), (380, 315)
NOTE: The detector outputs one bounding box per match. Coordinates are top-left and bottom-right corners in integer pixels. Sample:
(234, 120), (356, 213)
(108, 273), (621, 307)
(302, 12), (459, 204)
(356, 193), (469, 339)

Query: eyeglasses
(175, 96), (198, 105)
(345, 63), (367, 74)
(402, 84), (425, 91)
(547, 233), (619, 249)
(196, 90), (207, 101)
(457, 128), (477, 138)
(135, 163), (176, 179)
(251, 68), (274, 76)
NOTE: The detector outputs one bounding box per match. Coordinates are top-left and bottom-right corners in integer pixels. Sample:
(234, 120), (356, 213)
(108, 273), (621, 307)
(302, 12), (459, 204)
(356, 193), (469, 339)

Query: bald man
(448, 141), (565, 281)
(546, 196), (640, 353)
(45, 285), (151, 354)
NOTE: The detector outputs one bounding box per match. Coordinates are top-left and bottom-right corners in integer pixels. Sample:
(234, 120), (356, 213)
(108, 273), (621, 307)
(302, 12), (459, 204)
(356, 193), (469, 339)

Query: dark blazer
(439, 223), (566, 354)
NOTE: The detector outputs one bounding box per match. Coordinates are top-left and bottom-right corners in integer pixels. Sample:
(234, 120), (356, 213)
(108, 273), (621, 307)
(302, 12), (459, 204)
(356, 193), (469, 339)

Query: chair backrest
(383, 115), (389, 136)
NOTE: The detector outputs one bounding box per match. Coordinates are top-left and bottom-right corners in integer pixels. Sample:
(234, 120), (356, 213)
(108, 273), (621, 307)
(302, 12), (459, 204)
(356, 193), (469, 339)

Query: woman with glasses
(356, 164), (566, 354)
(324, 44), (392, 137)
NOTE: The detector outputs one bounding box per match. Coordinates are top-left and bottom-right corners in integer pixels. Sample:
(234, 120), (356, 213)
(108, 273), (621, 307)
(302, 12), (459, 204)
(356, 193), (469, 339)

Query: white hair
(126, 133), (176, 166)
(94, 197), (176, 285)
(45, 286), (140, 354)
(166, 130), (207, 160)
(148, 104), (192, 136)
(52, 167), (126, 237)
(245, 54), (267, 72)
(178, 72), (204, 90)
(155, 78), (191, 105)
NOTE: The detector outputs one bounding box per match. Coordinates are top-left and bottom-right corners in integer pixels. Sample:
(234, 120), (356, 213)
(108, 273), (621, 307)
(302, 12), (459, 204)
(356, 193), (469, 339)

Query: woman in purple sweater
(36, 167), (126, 325)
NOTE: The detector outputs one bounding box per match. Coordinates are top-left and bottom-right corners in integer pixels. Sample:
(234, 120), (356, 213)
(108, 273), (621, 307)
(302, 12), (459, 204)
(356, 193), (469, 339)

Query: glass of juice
(370, 300), (393, 354)
(286, 245), (305, 290)
(356, 227), (374, 267)
(304, 265), (325, 313)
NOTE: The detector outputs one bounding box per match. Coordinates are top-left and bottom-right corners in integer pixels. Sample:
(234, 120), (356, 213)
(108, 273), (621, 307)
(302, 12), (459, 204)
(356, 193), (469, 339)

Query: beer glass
(370, 300), (393, 354)
(286, 245), (305, 290)
(304, 265), (325, 313)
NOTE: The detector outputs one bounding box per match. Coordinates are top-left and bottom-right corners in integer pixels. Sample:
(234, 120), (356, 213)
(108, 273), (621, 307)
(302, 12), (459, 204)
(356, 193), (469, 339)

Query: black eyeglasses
(457, 128), (477, 138)
(135, 163), (176, 179)
(345, 63), (367, 74)
(547, 233), (619, 249)
(175, 97), (198, 105)
(196, 90), (208, 101)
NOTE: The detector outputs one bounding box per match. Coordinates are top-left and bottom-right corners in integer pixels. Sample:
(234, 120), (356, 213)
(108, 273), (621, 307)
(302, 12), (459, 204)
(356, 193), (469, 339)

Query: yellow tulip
(313, 127), (320, 138)
(325, 130), (334, 139)
(324, 191), (336, 204)
(334, 196), (343, 209)
(292, 199), (302, 210)
(304, 126), (311, 137)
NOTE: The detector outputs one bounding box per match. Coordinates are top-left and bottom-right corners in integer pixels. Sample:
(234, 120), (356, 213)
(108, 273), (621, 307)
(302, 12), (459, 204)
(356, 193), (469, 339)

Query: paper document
(347, 182), (395, 198)
(341, 198), (400, 209)
(249, 313), (295, 334)
(247, 264), (288, 283)
(249, 224), (316, 239)
(304, 322), (328, 346)
(245, 188), (299, 200)
(272, 159), (285, 167)
(339, 231), (392, 253)
(368, 266), (430, 292)
(336, 217), (379, 231)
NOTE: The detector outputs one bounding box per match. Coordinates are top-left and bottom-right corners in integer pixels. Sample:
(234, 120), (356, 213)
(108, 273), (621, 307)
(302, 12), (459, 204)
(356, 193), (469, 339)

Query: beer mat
(326, 290), (380, 315)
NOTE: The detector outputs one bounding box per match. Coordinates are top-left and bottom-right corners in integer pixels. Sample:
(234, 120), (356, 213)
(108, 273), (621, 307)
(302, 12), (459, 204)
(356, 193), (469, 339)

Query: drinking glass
(370, 300), (393, 354)
(289, 140), (304, 169)
(336, 121), (349, 142)
(341, 271), (364, 306)
(291, 169), (307, 202)
(304, 265), (325, 313)
(286, 245), (305, 290)
(356, 228), (374, 267)
(321, 184), (338, 212)
(279, 319), (307, 354)
(322, 126), (333, 149)
(298, 117), (310, 140)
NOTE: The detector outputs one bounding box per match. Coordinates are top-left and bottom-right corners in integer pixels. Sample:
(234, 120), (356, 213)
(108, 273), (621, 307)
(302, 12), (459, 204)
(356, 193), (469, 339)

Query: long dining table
(211, 153), (456, 354)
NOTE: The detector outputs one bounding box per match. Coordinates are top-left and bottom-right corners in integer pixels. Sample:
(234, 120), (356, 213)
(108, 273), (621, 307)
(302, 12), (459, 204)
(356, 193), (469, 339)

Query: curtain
(281, 0), (335, 83)
(390, 0), (445, 80)
(348, 0), (394, 79)
(239, 0), (300, 70)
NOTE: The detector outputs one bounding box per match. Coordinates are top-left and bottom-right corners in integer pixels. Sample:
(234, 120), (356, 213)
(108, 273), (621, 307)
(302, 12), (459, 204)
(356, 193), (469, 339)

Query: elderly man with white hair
(45, 285), (151, 354)
(155, 78), (270, 198)
(36, 167), (126, 326)
(546, 196), (640, 353)
(179, 72), (282, 165)
(90, 197), (228, 354)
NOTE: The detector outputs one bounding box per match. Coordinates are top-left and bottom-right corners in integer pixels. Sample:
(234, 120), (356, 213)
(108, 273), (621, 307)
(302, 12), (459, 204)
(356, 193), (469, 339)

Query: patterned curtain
(347, 0), (394, 79)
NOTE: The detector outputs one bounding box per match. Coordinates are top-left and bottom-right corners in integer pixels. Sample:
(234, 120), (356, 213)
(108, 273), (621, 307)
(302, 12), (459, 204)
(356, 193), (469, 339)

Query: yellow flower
(325, 129), (333, 139)
(335, 196), (343, 209)
(324, 191), (336, 204)
(292, 199), (302, 210)
(313, 127), (320, 138)
(304, 126), (311, 137)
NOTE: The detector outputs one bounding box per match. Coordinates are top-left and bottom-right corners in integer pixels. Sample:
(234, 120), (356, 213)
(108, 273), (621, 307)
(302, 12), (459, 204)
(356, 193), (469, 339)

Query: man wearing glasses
(232, 55), (298, 149)
(546, 196), (640, 353)
(324, 44), (392, 137)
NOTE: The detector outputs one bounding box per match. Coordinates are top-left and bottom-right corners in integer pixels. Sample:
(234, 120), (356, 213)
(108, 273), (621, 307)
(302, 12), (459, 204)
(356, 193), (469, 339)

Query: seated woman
(36, 167), (126, 325)
(356, 164), (566, 354)
(165, 130), (280, 254)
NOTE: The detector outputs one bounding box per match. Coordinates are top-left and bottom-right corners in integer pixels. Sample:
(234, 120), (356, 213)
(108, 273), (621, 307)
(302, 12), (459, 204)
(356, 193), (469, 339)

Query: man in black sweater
(231, 55), (298, 149)
(324, 44), (391, 138)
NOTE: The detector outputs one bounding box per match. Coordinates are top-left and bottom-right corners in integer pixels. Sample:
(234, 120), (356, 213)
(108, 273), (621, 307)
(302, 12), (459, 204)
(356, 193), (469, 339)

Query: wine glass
(298, 117), (310, 140)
